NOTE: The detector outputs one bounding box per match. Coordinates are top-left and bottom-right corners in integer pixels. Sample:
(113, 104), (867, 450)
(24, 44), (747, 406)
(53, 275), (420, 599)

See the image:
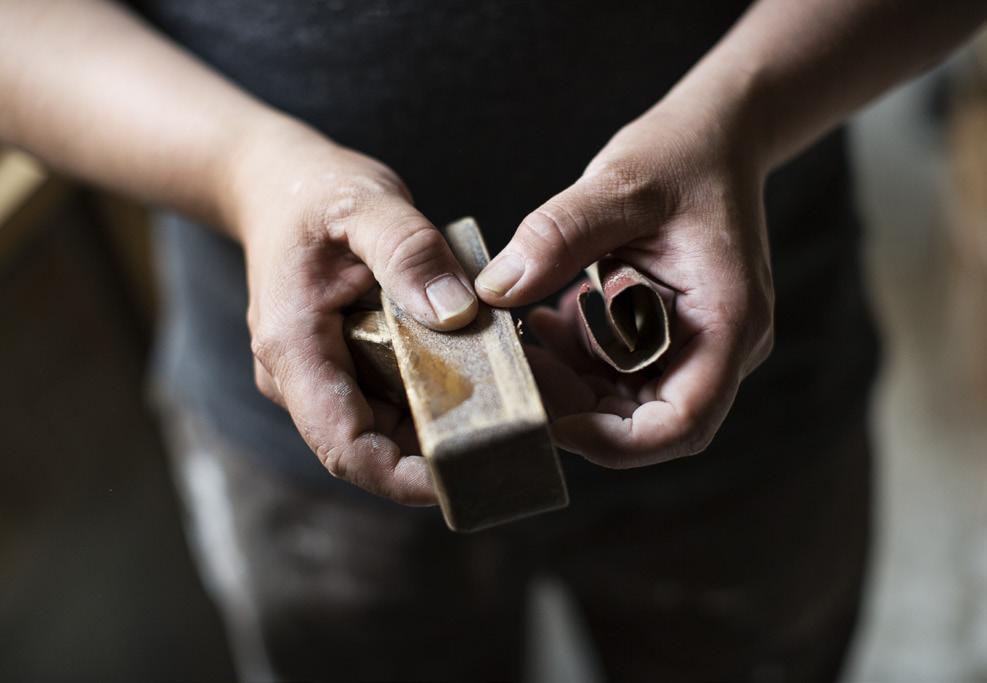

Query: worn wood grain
(380, 217), (568, 532)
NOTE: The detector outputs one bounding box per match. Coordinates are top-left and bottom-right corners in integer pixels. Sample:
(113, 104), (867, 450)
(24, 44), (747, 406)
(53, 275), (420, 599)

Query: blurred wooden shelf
(0, 147), (70, 269)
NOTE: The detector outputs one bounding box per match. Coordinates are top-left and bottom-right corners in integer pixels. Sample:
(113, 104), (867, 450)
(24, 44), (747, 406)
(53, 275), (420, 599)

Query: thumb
(475, 178), (641, 306)
(346, 196), (478, 331)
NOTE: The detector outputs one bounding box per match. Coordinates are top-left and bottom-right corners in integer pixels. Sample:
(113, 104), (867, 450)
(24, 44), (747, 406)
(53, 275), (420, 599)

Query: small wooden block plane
(345, 217), (568, 532)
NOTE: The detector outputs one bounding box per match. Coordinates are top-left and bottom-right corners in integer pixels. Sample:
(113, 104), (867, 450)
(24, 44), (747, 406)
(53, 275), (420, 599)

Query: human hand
(478, 101), (774, 468)
(230, 118), (478, 504)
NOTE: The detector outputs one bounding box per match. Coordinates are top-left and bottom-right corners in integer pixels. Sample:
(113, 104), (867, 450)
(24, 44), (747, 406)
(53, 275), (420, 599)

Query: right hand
(229, 117), (478, 505)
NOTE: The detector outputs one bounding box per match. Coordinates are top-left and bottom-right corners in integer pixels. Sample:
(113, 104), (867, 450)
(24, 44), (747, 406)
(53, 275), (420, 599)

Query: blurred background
(1, 35), (985, 683)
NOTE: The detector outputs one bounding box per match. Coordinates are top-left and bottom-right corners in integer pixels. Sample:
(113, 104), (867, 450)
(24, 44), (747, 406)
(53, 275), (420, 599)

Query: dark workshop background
(1, 38), (986, 683)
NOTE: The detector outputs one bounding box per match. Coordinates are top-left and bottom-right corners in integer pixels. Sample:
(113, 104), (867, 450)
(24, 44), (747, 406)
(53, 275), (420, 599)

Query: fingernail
(425, 274), (476, 323)
(476, 252), (524, 296)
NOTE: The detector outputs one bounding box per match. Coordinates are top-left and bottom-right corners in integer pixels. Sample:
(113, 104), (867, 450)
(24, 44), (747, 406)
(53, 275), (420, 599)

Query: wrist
(218, 110), (339, 247)
(640, 45), (776, 178)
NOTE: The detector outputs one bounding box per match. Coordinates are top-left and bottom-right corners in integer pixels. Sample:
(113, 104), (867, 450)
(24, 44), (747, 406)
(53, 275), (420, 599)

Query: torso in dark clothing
(140, 0), (878, 496)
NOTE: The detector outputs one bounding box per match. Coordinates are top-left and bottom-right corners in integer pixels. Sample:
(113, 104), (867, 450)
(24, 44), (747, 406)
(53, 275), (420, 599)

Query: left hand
(477, 102), (775, 468)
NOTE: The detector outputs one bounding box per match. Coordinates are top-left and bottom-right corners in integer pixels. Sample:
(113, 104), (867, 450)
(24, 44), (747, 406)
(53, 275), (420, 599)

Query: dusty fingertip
(394, 455), (439, 507)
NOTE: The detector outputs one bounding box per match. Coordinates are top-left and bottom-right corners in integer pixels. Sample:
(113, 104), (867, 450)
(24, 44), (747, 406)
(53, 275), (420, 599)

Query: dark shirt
(140, 0), (878, 498)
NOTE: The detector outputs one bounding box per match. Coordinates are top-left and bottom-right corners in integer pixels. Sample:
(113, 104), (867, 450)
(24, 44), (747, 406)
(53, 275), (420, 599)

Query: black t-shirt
(141, 0), (878, 499)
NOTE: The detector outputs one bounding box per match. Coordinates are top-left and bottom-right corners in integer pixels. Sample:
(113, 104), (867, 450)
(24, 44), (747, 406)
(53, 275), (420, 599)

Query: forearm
(645, 0), (987, 172)
(0, 0), (291, 234)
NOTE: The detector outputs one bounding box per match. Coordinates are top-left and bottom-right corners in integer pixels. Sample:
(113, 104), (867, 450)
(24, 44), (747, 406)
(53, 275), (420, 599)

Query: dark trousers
(163, 409), (870, 682)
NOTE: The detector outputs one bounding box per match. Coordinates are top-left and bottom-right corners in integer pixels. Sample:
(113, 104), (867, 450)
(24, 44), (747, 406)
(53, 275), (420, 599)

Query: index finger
(263, 313), (437, 505)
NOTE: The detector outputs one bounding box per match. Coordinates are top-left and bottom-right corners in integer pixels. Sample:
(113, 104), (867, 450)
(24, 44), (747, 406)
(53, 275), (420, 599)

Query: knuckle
(250, 318), (306, 379)
(249, 305), (330, 394)
(518, 204), (586, 261)
(253, 366), (280, 403)
(587, 159), (649, 197)
(320, 175), (397, 241)
(325, 187), (366, 221)
(348, 160), (406, 196)
(377, 222), (447, 277)
(250, 326), (284, 367)
(320, 189), (368, 242)
(584, 159), (661, 224)
(250, 302), (323, 362)
(316, 442), (347, 479)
